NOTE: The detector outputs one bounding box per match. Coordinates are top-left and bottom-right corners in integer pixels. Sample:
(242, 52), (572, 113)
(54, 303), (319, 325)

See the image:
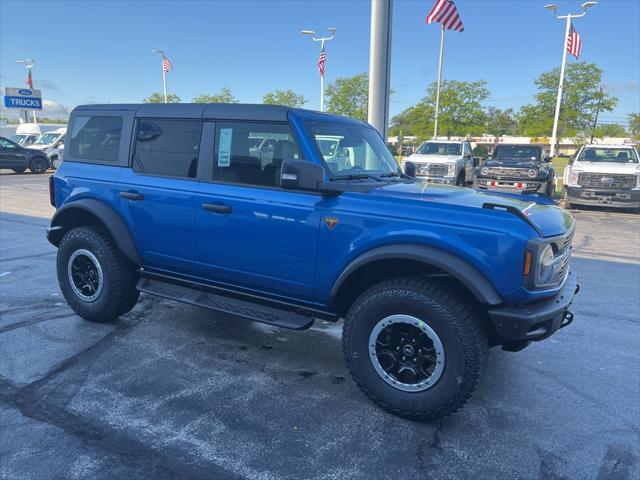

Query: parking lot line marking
(0, 272), (11, 278)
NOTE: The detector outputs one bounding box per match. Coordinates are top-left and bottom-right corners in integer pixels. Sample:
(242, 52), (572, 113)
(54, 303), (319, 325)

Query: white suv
(564, 144), (640, 211)
(403, 140), (474, 186)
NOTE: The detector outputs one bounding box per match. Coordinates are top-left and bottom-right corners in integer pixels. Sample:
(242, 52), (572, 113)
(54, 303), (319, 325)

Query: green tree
(143, 92), (181, 103)
(628, 113), (640, 140)
(325, 73), (370, 120)
(485, 107), (516, 136)
(593, 123), (627, 138)
(517, 62), (617, 138)
(390, 79), (489, 139)
(192, 87), (239, 103)
(263, 89), (307, 108)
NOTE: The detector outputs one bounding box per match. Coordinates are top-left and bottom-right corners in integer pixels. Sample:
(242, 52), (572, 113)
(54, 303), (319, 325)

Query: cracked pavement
(1, 172), (639, 479)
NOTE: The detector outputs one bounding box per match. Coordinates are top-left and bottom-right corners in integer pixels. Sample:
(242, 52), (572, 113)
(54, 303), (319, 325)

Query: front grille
(486, 167), (531, 179)
(557, 228), (574, 282)
(578, 173), (636, 189)
(416, 163), (447, 177)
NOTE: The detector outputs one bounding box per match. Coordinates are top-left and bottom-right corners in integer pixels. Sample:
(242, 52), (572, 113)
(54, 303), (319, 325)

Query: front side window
(306, 121), (398, 177)
(35, 133), (62, 145)
(132, 119), (202, 178)
(213, 122), (302, 187)
(416, 142), (462, 156)
(579, 147), (639, 163)
(493, 146), (541, 162)
(68, 116), (122, 162)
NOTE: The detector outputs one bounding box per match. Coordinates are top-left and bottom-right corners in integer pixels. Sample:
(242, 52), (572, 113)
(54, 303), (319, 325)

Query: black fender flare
(48, 199), (140, 264)
(330, 244), (503, 306)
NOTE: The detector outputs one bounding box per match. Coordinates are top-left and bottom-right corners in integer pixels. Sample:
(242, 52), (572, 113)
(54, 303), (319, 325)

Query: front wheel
(342, 277), (488, 420)
(29, 157), (48, 174)
(57, 226), (139, 322)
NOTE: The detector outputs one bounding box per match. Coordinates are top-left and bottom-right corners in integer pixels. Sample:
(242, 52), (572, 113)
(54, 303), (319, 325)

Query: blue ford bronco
(48, 104), (578, 420)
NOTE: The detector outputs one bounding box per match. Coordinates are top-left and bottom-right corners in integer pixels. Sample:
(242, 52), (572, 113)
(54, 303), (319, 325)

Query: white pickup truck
(564, 144), (640, 211)
(402, 140), (474, 186)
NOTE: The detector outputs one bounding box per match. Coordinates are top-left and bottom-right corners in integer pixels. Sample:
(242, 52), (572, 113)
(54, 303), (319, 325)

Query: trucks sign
(3, 87), (43, 110)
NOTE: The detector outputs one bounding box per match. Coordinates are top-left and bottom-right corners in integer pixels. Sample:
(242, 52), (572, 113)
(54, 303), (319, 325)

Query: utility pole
(590, 86), (603, 143)
(544, 2), (597, 157)
(367, 0), (393, 139)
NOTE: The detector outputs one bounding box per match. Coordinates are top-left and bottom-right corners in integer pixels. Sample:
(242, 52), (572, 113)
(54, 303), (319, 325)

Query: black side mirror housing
(403, 160), (416, 178)
(280, 159), (325, 191)
(544, 156), (552, 163)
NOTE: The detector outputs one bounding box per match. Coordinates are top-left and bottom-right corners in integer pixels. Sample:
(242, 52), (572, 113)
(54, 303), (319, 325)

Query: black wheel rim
(67, 249), (103, 302)
(369, 315), (445, 392)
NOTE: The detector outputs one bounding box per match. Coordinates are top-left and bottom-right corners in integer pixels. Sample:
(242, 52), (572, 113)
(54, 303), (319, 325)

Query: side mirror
(280, 159), (325, 191)
(544, 156), (552, 163)
(403, 160), (416, 177)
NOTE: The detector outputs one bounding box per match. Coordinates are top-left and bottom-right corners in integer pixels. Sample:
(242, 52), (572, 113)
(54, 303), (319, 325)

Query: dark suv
(0, 136), (50, 174)
(476, 144), (555, 197)
(47, 104), (578, 420)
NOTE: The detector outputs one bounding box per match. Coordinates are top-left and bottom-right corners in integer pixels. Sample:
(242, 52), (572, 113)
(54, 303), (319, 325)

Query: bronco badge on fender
(324, 217), (339, 230)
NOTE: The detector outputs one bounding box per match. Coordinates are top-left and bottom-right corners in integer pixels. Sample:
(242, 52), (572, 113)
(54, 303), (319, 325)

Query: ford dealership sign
(3, 87), (43, 110)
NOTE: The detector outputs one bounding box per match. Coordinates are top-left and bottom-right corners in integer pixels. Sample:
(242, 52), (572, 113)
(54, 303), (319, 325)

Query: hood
(407, 154), (460, 164)
(28, 144), (50, 151)
(367, 181), (572, 237)
(574, 161), (640, 174)
(484, 159), (541, 169)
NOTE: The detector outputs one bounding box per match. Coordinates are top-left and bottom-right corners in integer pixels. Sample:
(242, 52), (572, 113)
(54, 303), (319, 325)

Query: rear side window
(213, 122), (302, 187)
(68, 116), (122, 162)
(132, 119), (201, 178)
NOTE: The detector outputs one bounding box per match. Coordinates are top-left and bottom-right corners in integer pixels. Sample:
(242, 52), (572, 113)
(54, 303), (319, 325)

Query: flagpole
(162, 57), (168, 104)
(320, 39), (325, 112)
(549, 14), (571, 158)
(433, 25), (445, 139)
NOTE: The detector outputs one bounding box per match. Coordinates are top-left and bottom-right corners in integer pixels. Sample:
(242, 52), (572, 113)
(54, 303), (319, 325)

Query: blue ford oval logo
(18, 89), (32, 95)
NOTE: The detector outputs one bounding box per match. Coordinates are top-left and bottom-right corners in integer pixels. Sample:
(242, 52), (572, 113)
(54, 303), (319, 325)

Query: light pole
(367, 0), (393, 139)
(152, 49), (168, 103)
(544, 1), (597, 157)
(16, 58), (36, 123)
(301, 28), (336, 111)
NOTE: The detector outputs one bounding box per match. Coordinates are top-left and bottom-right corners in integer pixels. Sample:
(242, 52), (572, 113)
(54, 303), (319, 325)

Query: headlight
(536, 244), (559, 286)
(447, 163), (456, 176)
(569, 171), (580, 186)
(527, 169), (537, 178)
(480, 166), (489, 176)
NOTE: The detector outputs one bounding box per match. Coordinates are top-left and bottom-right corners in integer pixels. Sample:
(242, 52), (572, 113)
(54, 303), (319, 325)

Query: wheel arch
(48, 199), (140, 265)
(330, 244), (503, 317)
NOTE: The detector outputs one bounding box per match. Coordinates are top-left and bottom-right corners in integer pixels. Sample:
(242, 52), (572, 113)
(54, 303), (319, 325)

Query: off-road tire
(342, 277), (488, 420)
(29, 157), (48, 174)
(12, 168), (26, 174)
(545, 178), (555, 198)
(57, 225), (139, 322)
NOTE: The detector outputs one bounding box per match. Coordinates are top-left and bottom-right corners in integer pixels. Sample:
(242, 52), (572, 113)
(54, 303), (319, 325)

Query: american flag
(25, 68), (33, 89)
(425, 0), (464, 32)
(567, 22), (582, 59)
(162, 56), (174, 73)
(318, 48), (326, 77)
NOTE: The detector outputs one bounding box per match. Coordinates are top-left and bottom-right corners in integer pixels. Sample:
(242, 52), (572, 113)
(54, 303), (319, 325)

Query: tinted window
(0, 138), (18, 149)
(68, 116), (122, 162)
(493, 145), (541, 162)
(133, 119), (201, 178)
(416, 142), (462, 156)
(213, 122), (302, 187)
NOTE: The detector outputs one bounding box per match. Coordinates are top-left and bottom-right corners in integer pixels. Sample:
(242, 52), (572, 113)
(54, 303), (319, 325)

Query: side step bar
(137, 277), (316, 330)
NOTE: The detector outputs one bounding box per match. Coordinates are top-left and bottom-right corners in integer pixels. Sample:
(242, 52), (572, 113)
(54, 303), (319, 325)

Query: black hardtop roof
(72, 103), (294, 121)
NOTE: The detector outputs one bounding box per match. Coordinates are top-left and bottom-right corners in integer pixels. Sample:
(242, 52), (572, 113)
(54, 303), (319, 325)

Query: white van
(30, 127), (66, 168)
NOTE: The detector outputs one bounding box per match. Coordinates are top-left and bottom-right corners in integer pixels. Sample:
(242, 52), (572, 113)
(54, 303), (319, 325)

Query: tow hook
(560, 311), (574, 329)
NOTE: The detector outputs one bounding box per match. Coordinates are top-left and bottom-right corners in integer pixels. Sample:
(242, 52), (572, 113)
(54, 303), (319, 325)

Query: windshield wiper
(330, 173), (383, 182)
(379, 172), (401, 178)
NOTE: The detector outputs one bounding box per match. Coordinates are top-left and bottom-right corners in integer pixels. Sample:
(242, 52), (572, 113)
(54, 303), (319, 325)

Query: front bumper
(566, 186), (640, 208)
(488, 271), (579, 344)
(476, 178), (543, 193)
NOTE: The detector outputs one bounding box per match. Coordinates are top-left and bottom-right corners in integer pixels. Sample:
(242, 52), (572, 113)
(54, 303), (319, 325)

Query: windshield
(9, 134), (26, 144)
(493, 145), (541, 162)
(579, 147), (639, 163)
(416, 142), (461, 156)
(34, 133), (61, 145)
(306, 121), (399, 178)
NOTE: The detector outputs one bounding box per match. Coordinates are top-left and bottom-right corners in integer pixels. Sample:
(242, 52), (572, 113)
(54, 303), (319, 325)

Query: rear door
(117, 117), (203, 275)
(194, 121), (322, 301)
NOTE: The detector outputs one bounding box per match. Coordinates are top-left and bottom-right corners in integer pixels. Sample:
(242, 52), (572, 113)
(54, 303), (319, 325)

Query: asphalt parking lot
(1, 171), (638, 480)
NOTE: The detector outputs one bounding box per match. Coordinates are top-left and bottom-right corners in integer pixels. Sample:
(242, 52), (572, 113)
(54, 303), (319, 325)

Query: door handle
(120, 191), (144, 201)
(202, 203), (232, 214)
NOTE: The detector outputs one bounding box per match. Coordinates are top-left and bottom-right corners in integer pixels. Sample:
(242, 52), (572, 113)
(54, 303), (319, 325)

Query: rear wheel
(29, 157), (48, 174)
(57, 226), (139, 322)
(342, 277), (488, 420)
